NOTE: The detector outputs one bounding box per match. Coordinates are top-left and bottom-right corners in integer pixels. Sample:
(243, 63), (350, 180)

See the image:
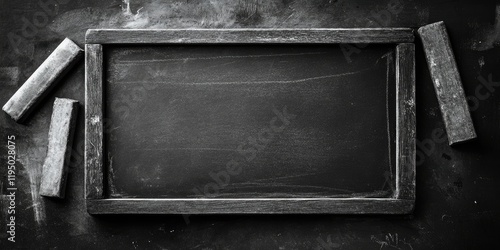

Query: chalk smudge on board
(122, 0), (133, 16)
(107, 153), (122, 198)
(18, 131), (48, 226)
(119, 68), (375, 86)
(27, 169), (46, 225)
(48, 0), (426, 45)
(117, 52), (330, 64)
(371, 233), (413, 250)
(478, 56), (485, 70)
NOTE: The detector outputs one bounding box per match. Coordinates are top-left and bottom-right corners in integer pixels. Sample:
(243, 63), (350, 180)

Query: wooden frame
(85, 29), (415, 214)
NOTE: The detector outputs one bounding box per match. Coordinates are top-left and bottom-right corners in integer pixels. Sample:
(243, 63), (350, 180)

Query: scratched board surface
(104, 44), (396, 198)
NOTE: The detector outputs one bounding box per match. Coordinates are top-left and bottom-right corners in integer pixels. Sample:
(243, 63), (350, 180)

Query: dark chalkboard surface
(103, 44), (396, 199)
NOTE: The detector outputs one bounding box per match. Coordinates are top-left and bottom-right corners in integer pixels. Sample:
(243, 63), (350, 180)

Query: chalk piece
(2, 38), (83, 123)
(40, 98), (79, 198)
(418, 21), (476, 145)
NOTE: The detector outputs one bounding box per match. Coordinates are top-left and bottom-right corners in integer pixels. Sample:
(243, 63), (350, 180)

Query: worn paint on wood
(87, 198), (414, 215)
(395, 43), (416, 201)
(86, 28), (414, 44)
(85, 44), (105, 199)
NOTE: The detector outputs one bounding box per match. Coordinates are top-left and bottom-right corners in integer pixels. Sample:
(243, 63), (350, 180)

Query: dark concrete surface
(1, 0), (500, 249)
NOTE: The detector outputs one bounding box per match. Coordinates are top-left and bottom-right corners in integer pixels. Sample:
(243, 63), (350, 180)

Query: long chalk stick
(40, 98), (79, 198)
(418, 21), (476, 145)
(2, 38), (83, 123)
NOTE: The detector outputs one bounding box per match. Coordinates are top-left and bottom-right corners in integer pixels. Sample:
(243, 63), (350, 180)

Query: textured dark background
(1, 0), (500, 249)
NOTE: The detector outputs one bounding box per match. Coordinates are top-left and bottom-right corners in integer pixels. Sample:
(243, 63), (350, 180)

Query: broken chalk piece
(2, 38), (83, 123)
(418, 21), (477, 145)
(40, 98), (79, 198)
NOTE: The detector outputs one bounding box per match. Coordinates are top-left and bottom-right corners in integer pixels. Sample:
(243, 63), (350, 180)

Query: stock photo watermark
(5, 135), (17, 243)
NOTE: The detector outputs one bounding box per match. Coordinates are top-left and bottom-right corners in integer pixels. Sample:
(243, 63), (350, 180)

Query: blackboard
(84, 29), (416, 214)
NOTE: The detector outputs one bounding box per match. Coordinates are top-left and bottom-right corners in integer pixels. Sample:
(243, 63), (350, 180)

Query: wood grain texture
(85, 44), (105, 199)
(2, 38), (82, 122)
(418, 21), (476, 145)
(395, 43), (416, 202)
(85, 28), (414, 44)
(40, 98), (79, 198)
(87, 198), (414, 214)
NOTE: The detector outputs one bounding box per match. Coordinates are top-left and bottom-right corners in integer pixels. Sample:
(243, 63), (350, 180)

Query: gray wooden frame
(85, 29), (415, 214)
